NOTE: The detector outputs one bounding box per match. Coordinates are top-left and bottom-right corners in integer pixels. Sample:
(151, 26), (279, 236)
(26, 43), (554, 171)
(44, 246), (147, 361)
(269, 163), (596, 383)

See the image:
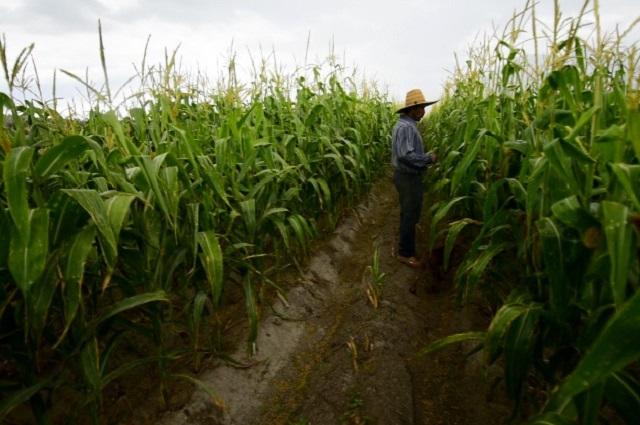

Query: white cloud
(0, 0), (638, 109)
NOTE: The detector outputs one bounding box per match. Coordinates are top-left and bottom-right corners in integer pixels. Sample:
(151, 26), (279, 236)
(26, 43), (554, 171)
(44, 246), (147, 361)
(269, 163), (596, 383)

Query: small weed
(289, 417), (311, 425)
(341, 393), (372, 424)
(364, 247), (386, 308)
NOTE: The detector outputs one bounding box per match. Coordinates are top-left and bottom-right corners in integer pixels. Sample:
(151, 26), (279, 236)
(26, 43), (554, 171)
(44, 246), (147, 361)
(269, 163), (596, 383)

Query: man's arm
(395, 126), (434, 170)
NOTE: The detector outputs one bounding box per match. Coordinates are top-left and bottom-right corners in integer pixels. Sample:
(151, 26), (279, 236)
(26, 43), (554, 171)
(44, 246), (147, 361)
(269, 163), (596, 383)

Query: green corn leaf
(460, 242), (508, 289)
(594, 124), (626, 144)
(629, 109), (640, 161)
(34, 135), (89, 178)
(101, 356), (163, 390)
(188, 203), (200, 269)
(0, 92), (15, 114)
(0, 378), (51, 420)
(247, 170), (276, 200)
(307, 177), (322, 206)
(450, 129), (485, 196)
(565, 105), (599, 141)
(609, 163), (640, 211)
(191, 291), (208, 362)
(63, 189), (118, 269)
(257, 207), (288, 229)
(108, 170), (139, 194)
(57, 225), (96, 346)
(8, 208), (49, 294)
(443, 218), (476, 271)
(3, 146), (33, 239)
(544, 139), (580, 195)
(50, 194), (76, 246)
(576, 304), (615, 351)
(84, 136), (109, 172)
(162, 248), (186, 291)
(99, 331), (131, 377)
(80, 337), (101, 393)
(162, 166), (180, 221)
(504, 306), (540, 400)
(239, 199), (257, 240)
(94, 176), (109, 193)
(170, 124), (202, 166)
(324, 153), (347, 185)
(575, 383), (604, 425)
(506, 177), (527, 204)
(544, 289), (640, 413)
(91, 290), (169, 327)
(102, 110), (139, 156)
(428, 196), (468, 250)
(304, 103), (325, 127)
(343, 154), (357, 169)
(551, 196), (598, 231)
(316, 177), (332, 207)
(105, 194), (135, 237)
(603, 372), (640, 425)
(528, 156), (549, 185)
(197, 231), (224, 306)
(29, 254), (60, 343)
(601, 201), (633, 309)
(282, 186), (301, 203)
(138, 154), (172, 226)
(204, 163), (230, 207)
(288, 214), (310, 252)
(295, 147), (311, 172)
(213, 137), (229, 170)
(273, 219), (290, 250)
(537, 218), (568, 320)
(237, 102), (257, 128)
(0, 209), (10, 268)
(558, 138), (595, 164)
(482, 181), (502, 221)
(503, 139), (530, 155)
(432, 196), (468, 230)
(485, 302), (532, 364)
(417, 331), (486, 356)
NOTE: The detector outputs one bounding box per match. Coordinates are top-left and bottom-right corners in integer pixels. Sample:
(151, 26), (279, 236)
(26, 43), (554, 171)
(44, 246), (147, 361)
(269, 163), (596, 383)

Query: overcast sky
(1, 0), (638, 111)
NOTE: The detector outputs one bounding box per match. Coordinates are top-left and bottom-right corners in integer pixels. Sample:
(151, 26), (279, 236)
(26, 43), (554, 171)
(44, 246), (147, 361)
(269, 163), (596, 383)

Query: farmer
(391, 89), (438, 269)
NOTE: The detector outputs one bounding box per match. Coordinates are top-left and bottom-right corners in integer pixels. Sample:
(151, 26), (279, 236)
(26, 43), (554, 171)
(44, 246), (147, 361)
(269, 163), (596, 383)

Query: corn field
(0, 34), (394, 422)
(3, 0), (640, 423)
(421, 0), (640, 423)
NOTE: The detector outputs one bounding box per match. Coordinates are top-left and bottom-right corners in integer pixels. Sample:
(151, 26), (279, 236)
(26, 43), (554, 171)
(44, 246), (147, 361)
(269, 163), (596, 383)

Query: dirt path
(155, 171), (511, 425)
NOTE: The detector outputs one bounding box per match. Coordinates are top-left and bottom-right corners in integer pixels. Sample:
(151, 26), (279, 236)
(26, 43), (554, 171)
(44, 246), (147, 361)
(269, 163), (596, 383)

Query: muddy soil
(144, 171), (512, 425)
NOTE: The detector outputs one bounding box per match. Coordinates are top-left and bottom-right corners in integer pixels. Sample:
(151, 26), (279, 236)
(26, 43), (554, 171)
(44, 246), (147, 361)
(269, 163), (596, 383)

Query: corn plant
(0, 30), (394, 422)
(420, 0), (640, 422)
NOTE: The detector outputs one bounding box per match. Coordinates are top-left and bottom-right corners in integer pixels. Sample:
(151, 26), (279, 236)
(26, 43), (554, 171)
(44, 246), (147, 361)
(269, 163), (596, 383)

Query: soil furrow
(154, 172), (511, 425)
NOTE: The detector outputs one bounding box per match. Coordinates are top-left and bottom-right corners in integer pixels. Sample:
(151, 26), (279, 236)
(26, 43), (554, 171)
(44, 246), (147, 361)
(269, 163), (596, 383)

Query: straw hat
(397, 89), (438, 113)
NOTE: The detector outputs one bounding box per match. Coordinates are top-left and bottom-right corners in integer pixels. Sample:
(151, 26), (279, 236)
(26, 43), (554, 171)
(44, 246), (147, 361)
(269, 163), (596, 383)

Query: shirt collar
(399, 113), (418, 125)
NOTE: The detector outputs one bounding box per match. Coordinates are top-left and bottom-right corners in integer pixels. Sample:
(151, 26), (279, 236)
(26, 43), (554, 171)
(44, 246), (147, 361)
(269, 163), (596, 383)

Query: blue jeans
(393, 169), (424, 258)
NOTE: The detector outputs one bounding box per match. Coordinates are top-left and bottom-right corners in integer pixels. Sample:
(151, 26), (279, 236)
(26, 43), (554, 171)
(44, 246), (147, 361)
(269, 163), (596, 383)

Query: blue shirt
(391, 114), (434, 174)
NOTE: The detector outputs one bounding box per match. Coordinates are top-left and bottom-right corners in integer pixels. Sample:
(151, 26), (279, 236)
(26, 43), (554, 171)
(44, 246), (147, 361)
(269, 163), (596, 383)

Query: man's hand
(430, 152), (437, 163)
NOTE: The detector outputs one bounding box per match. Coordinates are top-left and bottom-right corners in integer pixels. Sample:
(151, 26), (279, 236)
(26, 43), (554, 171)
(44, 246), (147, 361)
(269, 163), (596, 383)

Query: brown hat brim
(396, 99), (439, 113)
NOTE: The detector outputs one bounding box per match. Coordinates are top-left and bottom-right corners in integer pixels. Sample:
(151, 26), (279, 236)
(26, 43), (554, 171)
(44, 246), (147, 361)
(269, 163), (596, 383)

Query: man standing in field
(391, 89), (437, 269)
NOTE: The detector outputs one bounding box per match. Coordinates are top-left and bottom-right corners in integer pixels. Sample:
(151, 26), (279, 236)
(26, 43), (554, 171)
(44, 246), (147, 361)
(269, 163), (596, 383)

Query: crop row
(0, 42), (394, 423)
(420, 1), (640, 423)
